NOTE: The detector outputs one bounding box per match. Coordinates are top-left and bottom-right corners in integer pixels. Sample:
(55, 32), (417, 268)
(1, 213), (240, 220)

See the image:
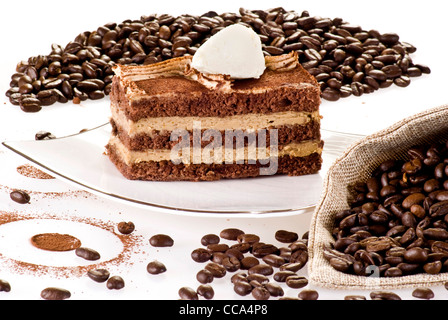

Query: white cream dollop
(191, 24), (266, 79)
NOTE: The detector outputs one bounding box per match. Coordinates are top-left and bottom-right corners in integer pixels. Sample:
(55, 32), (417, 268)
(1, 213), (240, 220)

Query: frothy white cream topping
(191, 24), (266, 79)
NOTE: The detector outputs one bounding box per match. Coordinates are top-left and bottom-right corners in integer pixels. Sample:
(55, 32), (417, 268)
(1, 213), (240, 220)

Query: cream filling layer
(111, 103), (320, 137)
(108, 135), (322, 165)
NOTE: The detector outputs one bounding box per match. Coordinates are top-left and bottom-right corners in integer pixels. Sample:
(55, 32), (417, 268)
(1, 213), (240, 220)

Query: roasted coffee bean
(286, 275), (308, 289)
(149, 234), (174, 247)
(248, 263), (273, 276)
(117, 221), (135, 234)
(205, 262), (226, 278)
(207, 243), (229, 253)
(220, 228), (244, 240)
(240, 256), (260, 270)
(252, 286), (270, 300)
(237, 233), (260, 244)
(0, 280), (11, 292)
(275, 230), (299, 243)
(40, 287), (71, 300)
(146, 260), (167, 275)
(298, 289), (319, 300)
(262, 254), (285, 267)
(201, 234), (220, 246)
(87, 268), (110, 282)
(75, 247), (100, 261)
(10, 189), (30, 204)
(412, 287), (434, 300)
(234, 280), (252, 296)
(197, 284), (214, 300)
(265, 282), (284, 297)
(107, 276), (125, 290)
(179, 287), (198, 300)
(191, 248), (212, 263)
(196, 269), (214, 284)
(252, 242), (279, 257)
(222, 256), (241, 272)
(273, 270), (296, 282)
(370, 290), (401, 300)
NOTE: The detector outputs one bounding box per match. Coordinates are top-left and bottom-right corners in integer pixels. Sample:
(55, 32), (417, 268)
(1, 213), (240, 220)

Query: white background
(0, 0), (447, 301)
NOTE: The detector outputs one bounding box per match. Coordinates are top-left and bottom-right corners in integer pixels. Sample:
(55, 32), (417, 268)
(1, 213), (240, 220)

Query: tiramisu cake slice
(105, 24), (323, 181)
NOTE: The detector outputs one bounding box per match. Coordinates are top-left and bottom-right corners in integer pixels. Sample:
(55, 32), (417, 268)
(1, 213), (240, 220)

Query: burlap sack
(308, 104), (448, 290)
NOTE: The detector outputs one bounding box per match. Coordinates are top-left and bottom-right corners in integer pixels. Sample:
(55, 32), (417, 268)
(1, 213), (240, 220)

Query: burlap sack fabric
(308, 104), (448, 290)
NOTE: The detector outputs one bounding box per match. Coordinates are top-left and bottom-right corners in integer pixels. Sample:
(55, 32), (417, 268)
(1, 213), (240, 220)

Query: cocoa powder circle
(31, 233), (81, 252)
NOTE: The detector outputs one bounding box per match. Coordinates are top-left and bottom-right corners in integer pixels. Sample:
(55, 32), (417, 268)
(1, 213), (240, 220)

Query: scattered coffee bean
(285, 275), (308, 289)
(412, 287), (434, 300)
(234, 280), (253, 296)
(252, 286), (270, 300)
(298, 289), (319, 300)
(149, 234), (174, 247)
(146, 260), (167, 275)
(370, 291), (401, 300)
(75, 247), (100, 261)
(201, 234), (220, 246)
(10, 190), (30, 204)
(87, 268), (110, 282)
(191, 248), (212, 263)
(106, 276), (125, 290)
(220, 228), (245, 241)
(179, 286), (198, 300)
(35, 131), (56, 140)
(196, 269), (214, 284)
(117, 221), (135, 234)
(40, 287), (71, 300)
(0, 280), (11, 292)
(275, 230), (299, 243)
(197, 284), (214, 300)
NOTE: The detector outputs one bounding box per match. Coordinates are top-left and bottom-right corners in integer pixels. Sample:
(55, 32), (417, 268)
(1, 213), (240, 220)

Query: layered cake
(105, 25), (323, 181)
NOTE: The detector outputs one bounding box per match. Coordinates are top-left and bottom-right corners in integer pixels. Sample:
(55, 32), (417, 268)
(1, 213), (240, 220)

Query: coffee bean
(412, 287), (434, 300)
(179, 286), (198, 300)
(201, 234), (220, 246)
(286, 275), (308, 289)
(117, 221), (135, 234)
(240, 256), (260, 270)
(40, 287), (71, 300)
(248, 263), (273, 276)
(205, 262), (226, 278)
(10, 190), (30, 204)
(106, 276), (125, 290)
(220, 228), (244, 240)
(149, 234), (174, 247)
(370, 291), (401, 300)
(234, 280), (252, 296)
(344, 295), (366, 300)
(197, 284), (214, 300)
(191, 248), (212, 263)
(87, 268), (110, 282)
(298, 289), (319, 300)
(0, 280), (11, 292)
(146, 260), (167, 275)
(75, 247), (100, 261)
(265, 283), (284, 297)
(252, 286), (270, 300)
(196, 269), (214, 284)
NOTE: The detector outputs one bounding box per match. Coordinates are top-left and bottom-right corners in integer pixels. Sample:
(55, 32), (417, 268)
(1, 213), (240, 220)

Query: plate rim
(2, 125), (364, 216)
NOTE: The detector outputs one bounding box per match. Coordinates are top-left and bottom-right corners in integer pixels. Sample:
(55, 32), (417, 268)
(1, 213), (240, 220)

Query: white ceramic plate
(2, 125), (363, 215)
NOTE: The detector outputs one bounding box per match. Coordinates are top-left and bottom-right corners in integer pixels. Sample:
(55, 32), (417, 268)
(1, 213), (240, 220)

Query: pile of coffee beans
(185, 228), (314, 300)
(5, 7), (429, 112)
(325, 138), (448, 279)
